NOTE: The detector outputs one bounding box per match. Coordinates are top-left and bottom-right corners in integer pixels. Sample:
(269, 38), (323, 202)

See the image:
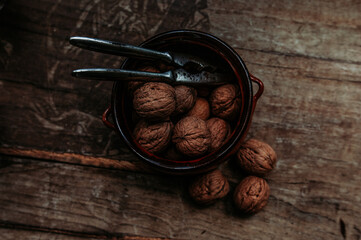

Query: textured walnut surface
(210, 84), (241, 121)
(133, 119), (173, 153)
(236, 139), (277, 176)
(233, 176), (270, 214)
(172, 116), (211, 157)
(206, 117), (231, 152)
(173, 85), (197, 115)
(186, 97), (210, 121)
(133, 82), (176, 120)
(188, 169), (230, 205)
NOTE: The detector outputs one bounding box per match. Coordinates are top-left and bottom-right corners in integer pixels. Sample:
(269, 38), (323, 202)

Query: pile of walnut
(189, 139), (277, 214)
(130, 66), (240, 158)
(129, 66), (276, 214)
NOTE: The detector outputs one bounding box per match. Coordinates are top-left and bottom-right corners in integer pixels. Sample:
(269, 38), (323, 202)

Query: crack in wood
(340, 218), (346, 239)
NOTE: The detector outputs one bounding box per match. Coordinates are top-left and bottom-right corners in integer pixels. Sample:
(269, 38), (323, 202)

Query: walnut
(173, 85), (197, 115)
(233, 176), (270, 214)
(206, 117), (231, 152)
(186, 97), (210, 121)
(209, 84), (241, 121)
(127, 66), (160, 92)
(236, 139), (277, 176)
(133, 119), (173, 153)
(172, 116), (211, 157)
(188, 169), (230, 205)
(133, 82), (176, 120)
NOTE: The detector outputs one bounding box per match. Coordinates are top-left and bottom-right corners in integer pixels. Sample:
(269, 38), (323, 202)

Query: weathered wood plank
(1, 156), (360, 239)
(0, 0), (211, 159)
(0, 0), (361, 239)
(0, 228), (100, 240)
(1, 0), (360, 161)
(0, 225), (171, 240)
(207, 0), (361, 63)
(0, 79), (131, 159)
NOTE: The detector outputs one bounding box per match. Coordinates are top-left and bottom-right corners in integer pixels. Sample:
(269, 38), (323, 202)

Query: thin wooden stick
(0, 147), (150, 173)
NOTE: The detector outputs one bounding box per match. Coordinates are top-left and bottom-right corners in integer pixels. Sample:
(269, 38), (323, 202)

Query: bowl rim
(111, 29), (254, 174)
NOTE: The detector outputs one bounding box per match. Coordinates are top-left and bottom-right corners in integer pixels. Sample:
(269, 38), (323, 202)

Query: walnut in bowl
(209, 84), (241, 121)
(133, 119), (173, 153)
(133, 82), (176, 120)
(172, 116), (211, 157)
(107, 30), (264, 174)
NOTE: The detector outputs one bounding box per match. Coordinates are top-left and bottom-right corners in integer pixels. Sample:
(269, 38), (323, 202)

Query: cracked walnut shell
(206, 117), (231, 152)
(233, 176), (270, 214)
(209, 84), (241, 121)
(172, 116), (211, 157)
(189, 169), (230, 205)
(133, 119), (173, 153)
(236, 139), (277, 176)
(133, 82), (176, 120)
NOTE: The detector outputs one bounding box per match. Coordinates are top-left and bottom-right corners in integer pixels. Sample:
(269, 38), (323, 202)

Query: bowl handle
(102, 106), (116, 130)
(250, 74), (264, 111)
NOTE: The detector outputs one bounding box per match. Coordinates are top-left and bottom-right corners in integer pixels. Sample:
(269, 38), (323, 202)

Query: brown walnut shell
(172, 116), (211, 157)
(209, 84), (241, 121)
(233, 176), (270, 214)
(186, 97), (210, 121)
(173, 85), (197, 115)
(133, 119), (173, 153)
(236, 139), (277, 176)
(189, 169), (230, 205)
(206, 117), (231, 152)
(133, 82), (176, 120)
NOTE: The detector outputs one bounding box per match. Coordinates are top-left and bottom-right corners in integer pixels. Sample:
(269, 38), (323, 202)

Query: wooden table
(1, 1), (360, 239)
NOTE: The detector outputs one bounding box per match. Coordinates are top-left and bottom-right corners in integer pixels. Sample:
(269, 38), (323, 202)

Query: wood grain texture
(0, 226), (171, 240)
(0, 228), (101, 240)
(0, 0), (360, 239)
(1, 157), (360, 239)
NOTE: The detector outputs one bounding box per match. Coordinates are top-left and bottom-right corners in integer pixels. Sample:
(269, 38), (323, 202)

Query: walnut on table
(233, 176), (270, 214)
(236, 139), (277, 176)
(188, 169), (230, 205)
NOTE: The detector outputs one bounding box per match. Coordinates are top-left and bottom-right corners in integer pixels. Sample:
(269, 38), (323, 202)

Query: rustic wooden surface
(1, 0), (360, 239)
